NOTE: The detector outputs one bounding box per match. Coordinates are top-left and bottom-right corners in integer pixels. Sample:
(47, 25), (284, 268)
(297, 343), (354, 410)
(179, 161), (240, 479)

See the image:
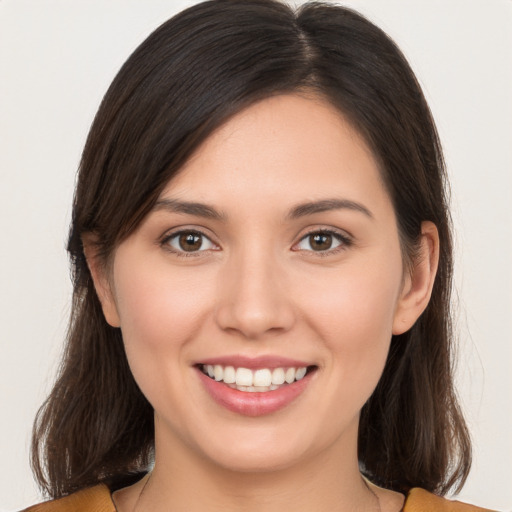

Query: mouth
(198, 364), (317, 393)
(195, 359), (317, 416)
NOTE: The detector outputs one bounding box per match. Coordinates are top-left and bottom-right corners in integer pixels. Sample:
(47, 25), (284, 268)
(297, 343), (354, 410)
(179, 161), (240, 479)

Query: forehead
(160, 94), (389, 214)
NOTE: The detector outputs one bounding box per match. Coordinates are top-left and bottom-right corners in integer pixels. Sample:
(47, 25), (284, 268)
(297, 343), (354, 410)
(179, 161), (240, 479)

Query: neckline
(107, 483), (411, 511)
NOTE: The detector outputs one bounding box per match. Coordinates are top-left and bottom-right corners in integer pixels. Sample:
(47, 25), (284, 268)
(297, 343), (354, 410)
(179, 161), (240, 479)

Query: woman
(23, 1), (494, 510)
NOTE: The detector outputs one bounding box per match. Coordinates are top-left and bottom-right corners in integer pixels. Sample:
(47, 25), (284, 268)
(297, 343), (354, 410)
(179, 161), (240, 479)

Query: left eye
(295, 231), (347, 252)
(165, 231), (216, 253)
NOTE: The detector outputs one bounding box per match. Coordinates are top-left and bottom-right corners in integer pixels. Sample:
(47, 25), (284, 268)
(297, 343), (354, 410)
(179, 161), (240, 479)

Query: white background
(1, 1), (511, 510)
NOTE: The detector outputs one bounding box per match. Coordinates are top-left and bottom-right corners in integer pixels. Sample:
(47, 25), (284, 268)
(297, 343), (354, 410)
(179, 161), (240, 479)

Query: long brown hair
(31, 0), (471, 498)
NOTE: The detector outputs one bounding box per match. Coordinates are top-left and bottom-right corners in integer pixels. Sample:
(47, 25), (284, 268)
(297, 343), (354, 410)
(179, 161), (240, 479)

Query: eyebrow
(152, 197), (373, 221)
(287, 198), (373, 220)
(152, 198), (225, 220)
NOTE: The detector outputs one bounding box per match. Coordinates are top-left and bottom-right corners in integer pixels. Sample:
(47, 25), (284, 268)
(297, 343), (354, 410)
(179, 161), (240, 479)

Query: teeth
(295, 367), (307, 380)
(201, 364), (310, 391)
(214, 365), (223, 381)
(223, 366), (236, 384)
(253, 369), (272, 387)
(285, 367), (296, 384)
(236, 367), (253, 386)
(271, 368), (285, 385)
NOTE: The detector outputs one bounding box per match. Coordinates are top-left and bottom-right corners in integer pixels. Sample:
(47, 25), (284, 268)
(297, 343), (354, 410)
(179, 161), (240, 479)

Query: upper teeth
(203, 365), (308, 388)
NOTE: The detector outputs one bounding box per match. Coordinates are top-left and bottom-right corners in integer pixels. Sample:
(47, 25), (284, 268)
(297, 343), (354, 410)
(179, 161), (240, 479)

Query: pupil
(311, 233), (332, 251)
(179, 233), (202, 251)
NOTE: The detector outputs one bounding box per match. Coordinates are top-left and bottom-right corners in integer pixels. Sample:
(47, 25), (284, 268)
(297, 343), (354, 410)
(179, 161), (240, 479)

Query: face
(93, 94), (431, 475)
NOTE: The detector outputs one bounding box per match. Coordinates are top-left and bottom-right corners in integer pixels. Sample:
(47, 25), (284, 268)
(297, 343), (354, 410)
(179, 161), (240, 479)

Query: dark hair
(31, 0), (471, 499)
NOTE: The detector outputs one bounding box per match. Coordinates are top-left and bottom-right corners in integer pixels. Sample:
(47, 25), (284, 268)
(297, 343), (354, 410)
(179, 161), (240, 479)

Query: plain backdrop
(1, 1), (511, 510)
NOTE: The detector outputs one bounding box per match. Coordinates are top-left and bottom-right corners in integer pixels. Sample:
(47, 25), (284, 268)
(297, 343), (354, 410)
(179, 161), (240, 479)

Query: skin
(87, 94), (439, 512)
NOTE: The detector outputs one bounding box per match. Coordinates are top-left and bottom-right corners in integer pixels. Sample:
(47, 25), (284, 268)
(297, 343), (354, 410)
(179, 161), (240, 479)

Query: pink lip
(196, 366), (315, 417)
(197, 355), (311, 369)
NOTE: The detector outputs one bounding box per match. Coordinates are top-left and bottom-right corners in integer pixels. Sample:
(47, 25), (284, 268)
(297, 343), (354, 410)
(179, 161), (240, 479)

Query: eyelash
(293, 229), (353, 256)
(160, 228), (353, 257)
(161, 229), (219, 257)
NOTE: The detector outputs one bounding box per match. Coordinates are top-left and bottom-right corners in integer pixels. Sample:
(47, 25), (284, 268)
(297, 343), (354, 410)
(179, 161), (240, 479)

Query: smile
(196, 359), (317, 416)
(200, 364), (309, 392)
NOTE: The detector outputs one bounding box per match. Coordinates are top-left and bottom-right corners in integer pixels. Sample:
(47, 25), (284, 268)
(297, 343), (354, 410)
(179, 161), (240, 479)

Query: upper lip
(196, 355), (314, 369)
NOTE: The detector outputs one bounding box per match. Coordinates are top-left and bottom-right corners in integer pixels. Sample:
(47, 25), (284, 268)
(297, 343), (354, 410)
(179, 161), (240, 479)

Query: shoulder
(21, 484), (115, 512)
(404, 488), (497, 512)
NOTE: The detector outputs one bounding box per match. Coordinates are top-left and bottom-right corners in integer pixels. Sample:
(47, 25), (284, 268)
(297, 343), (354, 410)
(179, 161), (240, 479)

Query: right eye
(163, 230), (217, 255)
(292, 229), (352, 255)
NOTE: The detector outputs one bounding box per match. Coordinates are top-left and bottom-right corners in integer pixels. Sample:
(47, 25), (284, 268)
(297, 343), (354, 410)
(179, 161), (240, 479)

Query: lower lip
(196, 368), (314, 417)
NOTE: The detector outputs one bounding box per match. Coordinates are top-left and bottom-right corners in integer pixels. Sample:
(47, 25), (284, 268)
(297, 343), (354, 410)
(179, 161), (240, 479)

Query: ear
(82, 233), (121, 328)
(392, 221), (440, 335)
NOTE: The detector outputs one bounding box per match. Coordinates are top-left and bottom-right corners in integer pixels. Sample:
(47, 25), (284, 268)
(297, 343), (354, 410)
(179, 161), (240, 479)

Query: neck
(131, 424), (380, 512)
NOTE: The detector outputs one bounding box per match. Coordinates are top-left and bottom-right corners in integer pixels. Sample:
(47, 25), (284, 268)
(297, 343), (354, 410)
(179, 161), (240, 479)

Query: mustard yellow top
(22, 484), (496, 511)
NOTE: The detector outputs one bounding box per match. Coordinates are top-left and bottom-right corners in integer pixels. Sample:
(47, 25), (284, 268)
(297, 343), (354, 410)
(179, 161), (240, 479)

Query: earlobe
(82, 233), (121, 328)
(392, 221), (439, 335)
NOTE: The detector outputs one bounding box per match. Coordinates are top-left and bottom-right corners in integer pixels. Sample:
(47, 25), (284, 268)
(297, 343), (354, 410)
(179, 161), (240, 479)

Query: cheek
(305, 267), (400, 339)
(114, 262), (211, 346)
(298, 253), (403, 390)
(111, 257), (216, 401)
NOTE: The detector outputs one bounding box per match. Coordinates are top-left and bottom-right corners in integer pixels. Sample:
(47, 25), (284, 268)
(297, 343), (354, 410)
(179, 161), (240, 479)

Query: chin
(204, 442), (309, 474)
(186, 414), (346, 476)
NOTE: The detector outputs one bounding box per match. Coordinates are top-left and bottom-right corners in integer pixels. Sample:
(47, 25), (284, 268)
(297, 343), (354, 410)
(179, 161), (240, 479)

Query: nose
(214, 248), (296, 340)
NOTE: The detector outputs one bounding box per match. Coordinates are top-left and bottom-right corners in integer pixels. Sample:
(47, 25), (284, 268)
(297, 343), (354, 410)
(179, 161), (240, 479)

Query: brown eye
(309, 233), (333, 251)
(294, 230), (349, 253)
(179, 233), (203, 251)
(166, 230), (216, 254)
